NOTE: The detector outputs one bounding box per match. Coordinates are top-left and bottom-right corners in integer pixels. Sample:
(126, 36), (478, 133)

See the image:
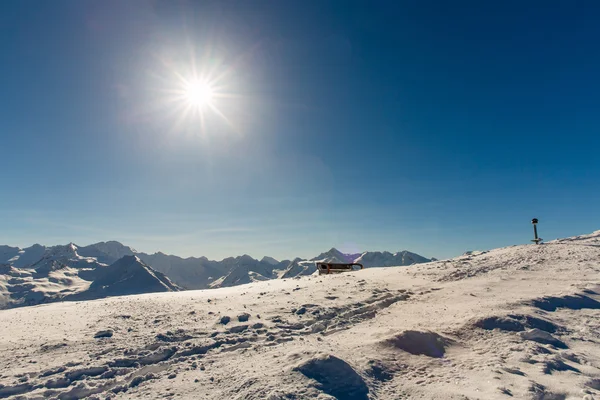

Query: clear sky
(1, 0), (599, 261)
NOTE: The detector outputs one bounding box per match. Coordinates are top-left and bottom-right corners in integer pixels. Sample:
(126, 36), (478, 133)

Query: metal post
(531, 218), (542, 244)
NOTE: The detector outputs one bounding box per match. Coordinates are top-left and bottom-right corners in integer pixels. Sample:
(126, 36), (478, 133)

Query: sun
(156, 57), (239, 136)
(184, 80), (214, 107)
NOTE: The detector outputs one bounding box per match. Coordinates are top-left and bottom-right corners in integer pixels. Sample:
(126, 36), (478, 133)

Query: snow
(311, 247), (362, 263)
(354, 250), (430, 267)
(3, 242), (432, 291)
(72, 255), (180, 300)
(0, 247), (178, 309)
(78, 241), (136, 265)
(261, 256), (280, 265)
(0, 231), (599, 399)
(0, 244), (46, 268)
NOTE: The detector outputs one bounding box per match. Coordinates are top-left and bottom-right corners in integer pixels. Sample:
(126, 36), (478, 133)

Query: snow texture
(1, 231), (600, 399)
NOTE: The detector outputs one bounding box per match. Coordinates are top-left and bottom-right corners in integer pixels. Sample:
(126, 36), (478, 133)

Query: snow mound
(294, 354), (369, 400)
(530, 294), (600, 311)
(519, 328), (568, 348)
(382, 330), (451, 358)
(473, 314), (560, 333)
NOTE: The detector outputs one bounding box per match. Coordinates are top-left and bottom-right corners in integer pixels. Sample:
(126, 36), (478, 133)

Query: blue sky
(1, 0), (599, 260)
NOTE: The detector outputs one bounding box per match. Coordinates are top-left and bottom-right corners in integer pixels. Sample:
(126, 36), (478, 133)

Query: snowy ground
(1, 232), (600, 399)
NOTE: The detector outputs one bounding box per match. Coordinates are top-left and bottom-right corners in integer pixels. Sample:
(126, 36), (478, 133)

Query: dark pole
(531, 218), (542, 244)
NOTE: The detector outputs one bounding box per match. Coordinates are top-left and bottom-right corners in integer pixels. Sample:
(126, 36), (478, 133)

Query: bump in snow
(294, 354), (369, 400)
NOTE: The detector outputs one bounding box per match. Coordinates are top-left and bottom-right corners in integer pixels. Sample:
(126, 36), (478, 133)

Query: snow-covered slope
(0, 245), (180, 309)
(134, 252), (224, 290)
(31, 243), (103, 275)
(0, 244), (46, 268)
(0, 263), (93, 309)
(1, 231), (599, 399)
(69, 256), (179, 300)
(280, 258), (319, 278)
(208, 255), (276, 288)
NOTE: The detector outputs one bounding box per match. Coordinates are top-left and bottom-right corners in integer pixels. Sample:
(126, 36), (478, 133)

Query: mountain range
(0, 243), (181, 309)
(0, 241), (432, 309)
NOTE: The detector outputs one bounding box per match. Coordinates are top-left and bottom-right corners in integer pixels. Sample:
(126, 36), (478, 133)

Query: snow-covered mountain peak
(260, 256), (279, 265)
(238, 254), (257, 263)
(92, 240), (137, 254)
(311, 247), (349, 262)
(354, 250), (431, 268)
(31, 244), (100, 275)
(41, 243), (80, 260)
(77, 241), (136, 265)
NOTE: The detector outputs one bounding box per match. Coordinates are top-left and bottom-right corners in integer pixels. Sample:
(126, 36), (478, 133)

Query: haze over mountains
(0, 241), (432, 309)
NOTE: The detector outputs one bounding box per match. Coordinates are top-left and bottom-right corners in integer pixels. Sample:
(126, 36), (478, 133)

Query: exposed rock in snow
(94, 330), (114, 339)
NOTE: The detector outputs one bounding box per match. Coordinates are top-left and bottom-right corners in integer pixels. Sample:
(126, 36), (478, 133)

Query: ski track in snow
(1, 232), (600, 399)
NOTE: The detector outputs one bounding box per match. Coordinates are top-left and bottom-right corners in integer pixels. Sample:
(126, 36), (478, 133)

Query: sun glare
(157, 54), (240, 136)
(184, 80), (214, 107)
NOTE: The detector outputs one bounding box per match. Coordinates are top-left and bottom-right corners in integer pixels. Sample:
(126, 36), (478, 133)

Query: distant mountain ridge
(1, 241), (433, 293)
(70, 255), (179, 300)
(0, 244), (180, 310)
